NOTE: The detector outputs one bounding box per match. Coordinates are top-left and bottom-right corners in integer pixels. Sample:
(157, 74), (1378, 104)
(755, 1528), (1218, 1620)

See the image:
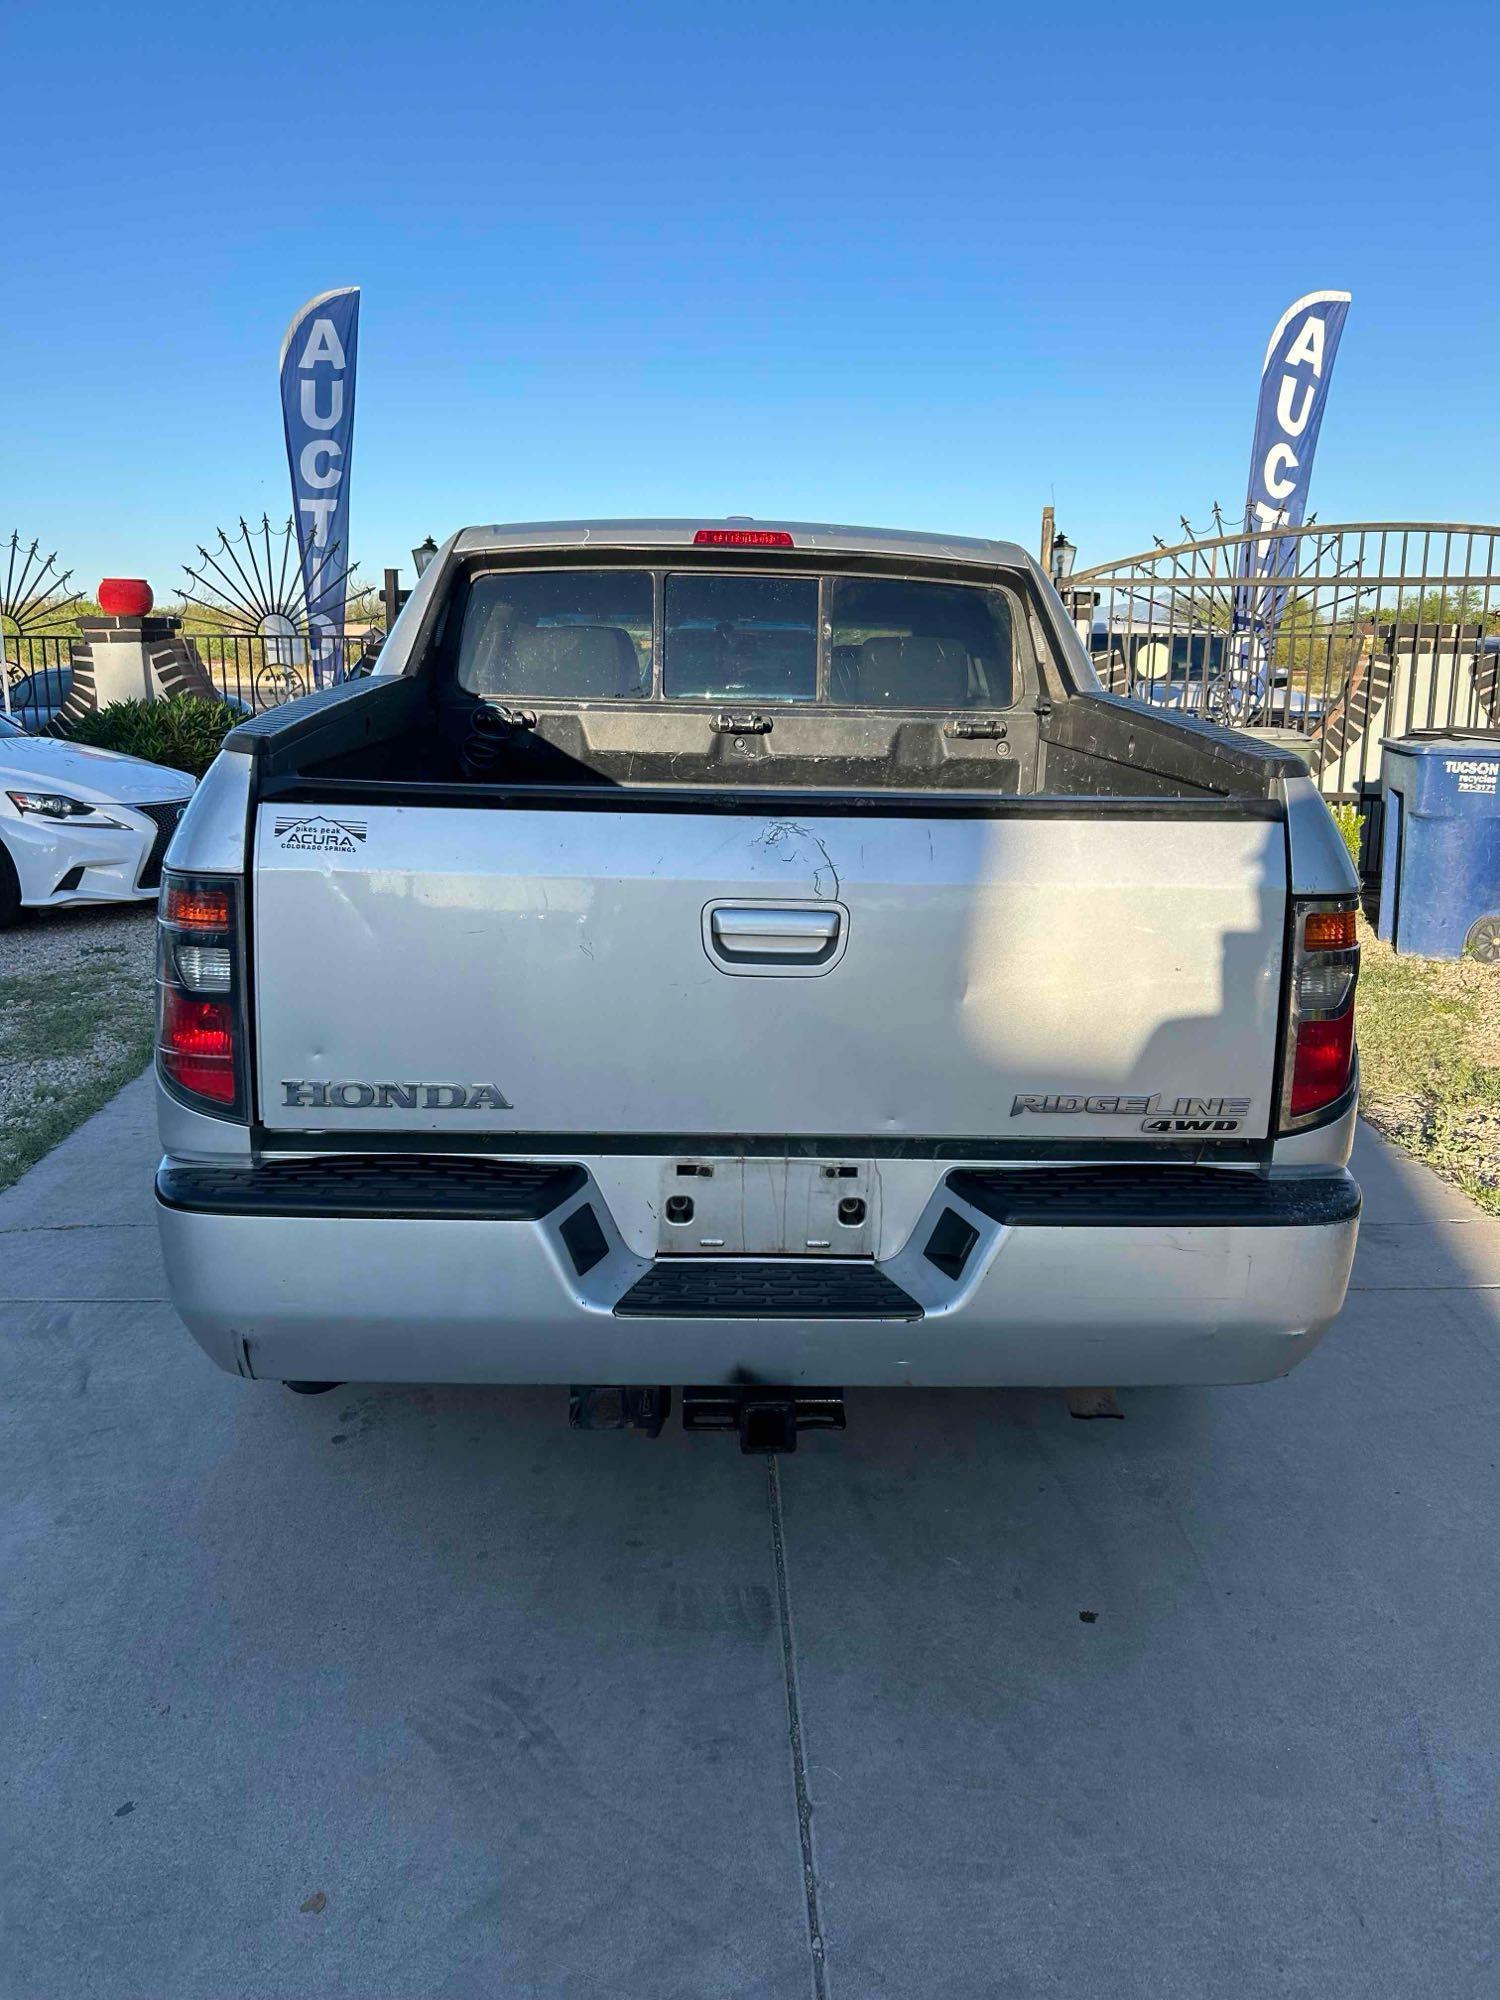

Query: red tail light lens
(157, 871), (246, 1118)
(1279, 896), (1359, 1130)
(160, 988), (238, 1104)
(693, 528), (795, 548)
(1290, 1009), (1356, 1118)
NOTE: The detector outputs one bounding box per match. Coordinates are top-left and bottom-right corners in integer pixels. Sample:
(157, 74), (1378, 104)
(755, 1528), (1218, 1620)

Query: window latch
(943, 716), (1009, 740)
(477, 703), (538, 731)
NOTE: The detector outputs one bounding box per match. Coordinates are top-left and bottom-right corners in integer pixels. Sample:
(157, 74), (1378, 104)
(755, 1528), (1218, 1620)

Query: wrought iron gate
(3, 628), (383, 734)
(1072, 522), (1500, 799)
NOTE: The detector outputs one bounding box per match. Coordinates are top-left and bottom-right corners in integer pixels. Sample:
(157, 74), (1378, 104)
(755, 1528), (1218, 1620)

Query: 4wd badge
(273, 814), (367, 854)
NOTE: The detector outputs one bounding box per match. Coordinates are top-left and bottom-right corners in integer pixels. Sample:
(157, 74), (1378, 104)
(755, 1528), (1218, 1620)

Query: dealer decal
(272, 814), (367, 854)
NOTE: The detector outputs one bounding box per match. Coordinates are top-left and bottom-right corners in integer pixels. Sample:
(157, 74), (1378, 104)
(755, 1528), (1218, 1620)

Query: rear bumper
(156, 1157), (1360, 1388)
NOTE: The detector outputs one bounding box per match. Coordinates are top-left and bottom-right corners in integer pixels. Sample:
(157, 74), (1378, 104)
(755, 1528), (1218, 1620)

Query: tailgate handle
(705, 903), (846, 973)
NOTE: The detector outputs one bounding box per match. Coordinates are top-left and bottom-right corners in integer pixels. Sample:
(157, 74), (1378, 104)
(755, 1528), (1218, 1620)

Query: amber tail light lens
(1279, 896), (1359, 1130)
(157, 871), (247, 1118)
(161, 880), (234, 931)
(1302, 907), (1358, 952)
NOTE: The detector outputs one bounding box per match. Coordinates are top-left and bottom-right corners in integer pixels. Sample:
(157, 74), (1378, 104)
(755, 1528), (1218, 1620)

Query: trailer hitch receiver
(682, 1385), (847, 1454)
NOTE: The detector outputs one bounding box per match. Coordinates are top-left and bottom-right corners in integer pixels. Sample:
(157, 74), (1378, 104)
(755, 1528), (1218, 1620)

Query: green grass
(0, 945), (155, 1190)
(1329, 803), (1363, 871)
(1356, 920), (1500, 1213)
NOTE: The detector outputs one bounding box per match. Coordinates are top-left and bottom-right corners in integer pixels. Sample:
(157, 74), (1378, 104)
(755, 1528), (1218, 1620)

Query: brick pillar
(56, 609), (220, 729)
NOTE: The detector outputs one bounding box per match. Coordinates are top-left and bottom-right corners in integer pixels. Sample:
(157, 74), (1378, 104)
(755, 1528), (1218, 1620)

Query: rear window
(663, 574), (818, 702)
(451, 566), (1025, 707)
(457, 570), (651, 699)
(828, 577), (1016, 707)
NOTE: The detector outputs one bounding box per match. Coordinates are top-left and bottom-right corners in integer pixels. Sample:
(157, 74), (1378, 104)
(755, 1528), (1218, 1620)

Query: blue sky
(3, 0), (1496, 601)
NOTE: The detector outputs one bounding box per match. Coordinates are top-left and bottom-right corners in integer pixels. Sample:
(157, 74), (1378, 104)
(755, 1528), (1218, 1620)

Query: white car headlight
(6, 790), (121, 824)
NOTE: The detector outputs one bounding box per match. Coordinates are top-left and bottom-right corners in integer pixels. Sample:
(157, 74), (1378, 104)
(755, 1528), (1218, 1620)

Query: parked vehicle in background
(1090, 627), (1327, 727)
(155, 520), (1364, 1449)
(7, 666), (73, 732)
(0, 711), (193, 926)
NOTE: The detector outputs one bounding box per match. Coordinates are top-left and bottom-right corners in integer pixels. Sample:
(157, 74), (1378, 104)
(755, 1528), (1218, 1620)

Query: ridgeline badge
(272, 814), (367, 854)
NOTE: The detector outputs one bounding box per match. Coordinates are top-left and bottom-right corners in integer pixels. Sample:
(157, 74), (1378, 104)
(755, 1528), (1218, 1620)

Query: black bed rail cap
(222, 676), (399, 757)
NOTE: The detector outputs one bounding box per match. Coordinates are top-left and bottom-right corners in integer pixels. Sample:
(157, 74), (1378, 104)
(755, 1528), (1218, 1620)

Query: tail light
(1278, 897), (1359, 1130)
(157, 871), (248, 1118)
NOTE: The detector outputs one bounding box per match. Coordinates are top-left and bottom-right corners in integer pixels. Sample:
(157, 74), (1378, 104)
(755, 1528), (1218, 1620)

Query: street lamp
(412, 536), (438, 577)
(1050, 532), (1076, 586)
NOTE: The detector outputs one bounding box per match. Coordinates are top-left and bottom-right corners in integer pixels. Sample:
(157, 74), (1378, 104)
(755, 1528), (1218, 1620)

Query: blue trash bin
(1378, 732), (1500, 961)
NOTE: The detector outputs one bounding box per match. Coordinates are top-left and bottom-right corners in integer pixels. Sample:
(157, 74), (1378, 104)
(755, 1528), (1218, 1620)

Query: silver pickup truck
(154, 520), (1362, 1448)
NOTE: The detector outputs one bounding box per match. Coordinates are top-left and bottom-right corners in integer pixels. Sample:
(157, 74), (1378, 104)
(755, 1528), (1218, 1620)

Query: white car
(0, 711), (195, 926)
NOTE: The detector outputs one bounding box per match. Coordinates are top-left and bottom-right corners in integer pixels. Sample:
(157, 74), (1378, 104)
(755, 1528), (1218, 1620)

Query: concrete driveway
(4, 1077), (1498, 1999)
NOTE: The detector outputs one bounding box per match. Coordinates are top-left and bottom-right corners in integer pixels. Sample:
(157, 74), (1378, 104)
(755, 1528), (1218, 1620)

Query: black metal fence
(2, 628), (383, 735)
(1, 634), (85, 733)
(185, 631), (384, 714)
(1072, 522), (1500, 802)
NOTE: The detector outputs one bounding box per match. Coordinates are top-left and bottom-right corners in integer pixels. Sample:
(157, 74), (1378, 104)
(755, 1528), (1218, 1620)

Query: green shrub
(59, 694), (237, 778)
(1329, 801), (1364, 872)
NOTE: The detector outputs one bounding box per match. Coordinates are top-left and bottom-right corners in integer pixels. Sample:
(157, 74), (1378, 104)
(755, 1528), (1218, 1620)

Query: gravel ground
(0, 901), (157, 1189)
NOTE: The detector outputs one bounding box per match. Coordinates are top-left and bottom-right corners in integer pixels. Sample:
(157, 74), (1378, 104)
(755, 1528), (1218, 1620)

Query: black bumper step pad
(947, 1166), (1361, 1229)
(156, 1155), (585, 1221)
(615, 1259), (923, 1320)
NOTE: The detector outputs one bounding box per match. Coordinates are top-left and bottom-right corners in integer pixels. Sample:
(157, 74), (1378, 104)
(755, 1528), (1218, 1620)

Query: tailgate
(253, 805), (1286, 1141)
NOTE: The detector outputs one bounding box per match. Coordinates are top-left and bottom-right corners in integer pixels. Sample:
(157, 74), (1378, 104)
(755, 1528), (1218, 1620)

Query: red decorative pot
(98, 577), (153, 616)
